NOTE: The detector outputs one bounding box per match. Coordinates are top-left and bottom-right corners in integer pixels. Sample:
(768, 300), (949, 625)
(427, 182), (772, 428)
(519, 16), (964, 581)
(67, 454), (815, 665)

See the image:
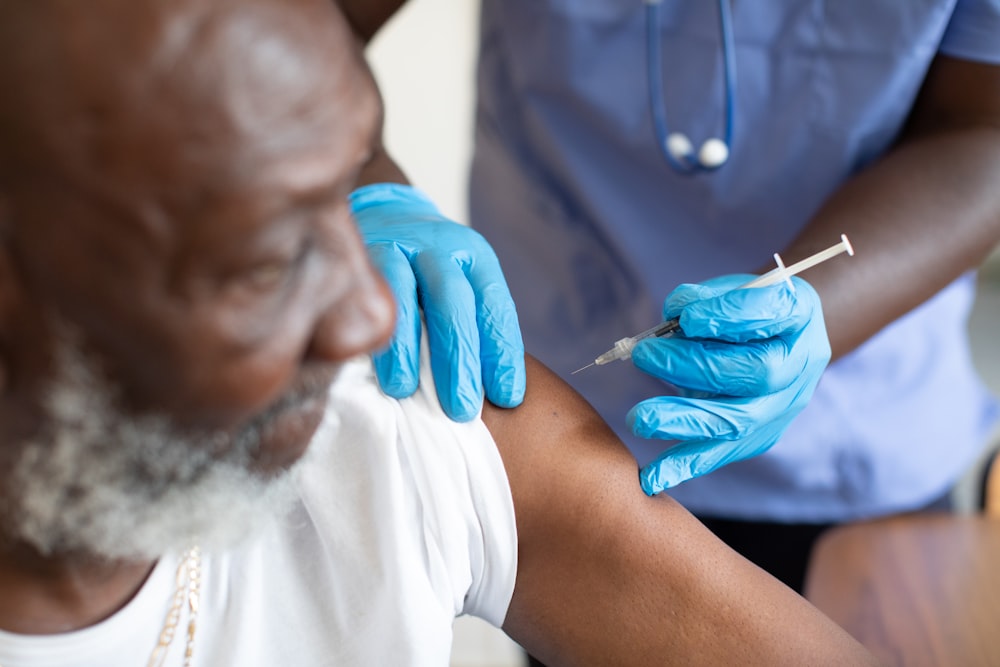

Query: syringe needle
(571, 363), (595, 375)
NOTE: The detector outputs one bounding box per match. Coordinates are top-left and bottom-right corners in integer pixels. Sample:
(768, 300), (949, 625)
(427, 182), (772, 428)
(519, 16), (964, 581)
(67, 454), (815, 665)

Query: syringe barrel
(595, 318), (682, 365)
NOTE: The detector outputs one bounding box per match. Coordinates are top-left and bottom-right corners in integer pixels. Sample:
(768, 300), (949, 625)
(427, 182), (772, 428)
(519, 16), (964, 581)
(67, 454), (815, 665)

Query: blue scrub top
(470, 0), (1000, 522)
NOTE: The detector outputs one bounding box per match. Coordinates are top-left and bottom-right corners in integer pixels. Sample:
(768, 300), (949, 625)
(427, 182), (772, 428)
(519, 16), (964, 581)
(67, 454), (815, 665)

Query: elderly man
(0, 0), (875, 665)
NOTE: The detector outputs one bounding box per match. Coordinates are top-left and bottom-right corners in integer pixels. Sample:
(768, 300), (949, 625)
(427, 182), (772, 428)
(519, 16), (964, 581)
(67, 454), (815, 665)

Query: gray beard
(5, 334), (332, 561)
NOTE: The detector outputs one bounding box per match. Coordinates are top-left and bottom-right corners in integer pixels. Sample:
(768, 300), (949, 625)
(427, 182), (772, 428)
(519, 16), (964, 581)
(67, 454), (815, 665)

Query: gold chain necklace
(0, 545), (201, 667)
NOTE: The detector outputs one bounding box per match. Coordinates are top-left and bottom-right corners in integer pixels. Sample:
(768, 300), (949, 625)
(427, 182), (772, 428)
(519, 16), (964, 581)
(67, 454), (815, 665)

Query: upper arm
(334, 0), (408, 43)
(906, 55), (1000, 137)
(482, 356), (877, 666)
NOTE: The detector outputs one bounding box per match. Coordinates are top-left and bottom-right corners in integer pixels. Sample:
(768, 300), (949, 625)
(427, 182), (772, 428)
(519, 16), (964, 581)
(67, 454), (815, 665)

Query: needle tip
(571, 363), (595, 375)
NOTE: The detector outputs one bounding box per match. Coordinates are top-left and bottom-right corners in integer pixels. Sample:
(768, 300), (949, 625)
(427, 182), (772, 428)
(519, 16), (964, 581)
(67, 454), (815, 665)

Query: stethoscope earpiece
(647, 0), (735, 175)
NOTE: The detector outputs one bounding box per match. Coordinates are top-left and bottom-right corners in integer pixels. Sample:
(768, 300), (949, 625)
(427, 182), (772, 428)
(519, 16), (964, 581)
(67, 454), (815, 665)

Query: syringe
(571, 234), (854, 374)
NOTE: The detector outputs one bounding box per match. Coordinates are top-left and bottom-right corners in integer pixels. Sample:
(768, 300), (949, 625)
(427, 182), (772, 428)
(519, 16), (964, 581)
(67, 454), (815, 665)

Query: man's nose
(306, 254), (396, 362)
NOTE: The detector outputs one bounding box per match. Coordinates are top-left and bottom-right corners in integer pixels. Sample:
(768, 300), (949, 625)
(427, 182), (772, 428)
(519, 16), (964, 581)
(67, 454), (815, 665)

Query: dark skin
(783, 55), (1000, 357)
(489, 358), (876, 665)
(339, 0), (1000, 362)
(0, 1), (877, 663)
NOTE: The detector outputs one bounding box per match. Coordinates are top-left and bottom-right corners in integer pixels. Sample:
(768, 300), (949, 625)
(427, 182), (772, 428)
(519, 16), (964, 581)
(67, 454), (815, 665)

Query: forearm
(781, 125), (1000, 360)
(775, 54), (1000, 361)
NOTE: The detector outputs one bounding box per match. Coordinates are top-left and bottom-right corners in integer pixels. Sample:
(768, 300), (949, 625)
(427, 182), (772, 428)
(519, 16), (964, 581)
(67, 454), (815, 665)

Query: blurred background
(365, 2), (1000, 667)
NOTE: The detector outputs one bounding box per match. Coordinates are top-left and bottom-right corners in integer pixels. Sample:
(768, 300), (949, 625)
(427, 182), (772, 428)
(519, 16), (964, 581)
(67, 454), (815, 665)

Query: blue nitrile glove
(349, 183), (525, 421)
(627, 274), (831, 495)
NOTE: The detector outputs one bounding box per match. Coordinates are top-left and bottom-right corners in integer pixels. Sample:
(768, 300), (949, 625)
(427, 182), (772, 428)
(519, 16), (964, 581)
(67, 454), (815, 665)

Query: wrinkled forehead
(0, 0), (378, 210)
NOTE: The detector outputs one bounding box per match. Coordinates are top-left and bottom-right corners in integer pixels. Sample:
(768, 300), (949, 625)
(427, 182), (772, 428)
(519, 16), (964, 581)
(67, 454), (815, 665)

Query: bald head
(0, 0), (386, 388)
(0, 0), (376, 191)
(0, 0), (382, 321)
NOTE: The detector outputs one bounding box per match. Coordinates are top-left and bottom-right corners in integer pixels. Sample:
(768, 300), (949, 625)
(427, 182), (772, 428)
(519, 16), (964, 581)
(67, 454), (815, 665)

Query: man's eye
(237, 236), (314, 293)
(241, 260), (292, 291)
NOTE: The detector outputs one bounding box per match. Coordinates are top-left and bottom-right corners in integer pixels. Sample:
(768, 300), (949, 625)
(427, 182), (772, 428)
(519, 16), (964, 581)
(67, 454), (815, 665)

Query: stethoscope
(645, 0), (736, 173)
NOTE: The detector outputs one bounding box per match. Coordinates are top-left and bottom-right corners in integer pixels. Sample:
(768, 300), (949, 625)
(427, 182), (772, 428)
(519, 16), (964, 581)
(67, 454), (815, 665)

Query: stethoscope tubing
(646, 0), (736, 173)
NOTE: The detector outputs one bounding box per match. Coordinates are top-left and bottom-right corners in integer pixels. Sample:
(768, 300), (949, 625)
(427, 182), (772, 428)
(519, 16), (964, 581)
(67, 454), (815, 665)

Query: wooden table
(805, 514), (1000, 666)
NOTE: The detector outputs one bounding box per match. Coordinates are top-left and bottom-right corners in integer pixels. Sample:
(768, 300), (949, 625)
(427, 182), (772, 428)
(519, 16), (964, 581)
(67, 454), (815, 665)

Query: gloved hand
(627, 274), (831, 495)
(349, 183), (525, 421)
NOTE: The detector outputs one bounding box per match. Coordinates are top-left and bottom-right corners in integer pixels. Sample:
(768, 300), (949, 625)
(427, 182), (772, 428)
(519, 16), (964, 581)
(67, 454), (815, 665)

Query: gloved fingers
(366, 243), (421, 398)
(664, 276), (822, 342)
(631, 274), (831, 495)
(627, 394), (758, 441)
(474, 282), (526, 408)
(639, 436), (763, 495)
(661, 274), (755, 320)
(464, 247), (526, 409)
(678, 277), (820, 342)
(350, 183), (442, 241)
(413, 251), (484, 422)
(631, 335), (804, 396)
(352, 183), (521, 420)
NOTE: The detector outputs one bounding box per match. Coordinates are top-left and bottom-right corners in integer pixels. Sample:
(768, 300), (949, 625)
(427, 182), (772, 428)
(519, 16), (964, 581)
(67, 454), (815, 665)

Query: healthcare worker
(346, 0), (1000, 595)
(467, 0), (1000, 590)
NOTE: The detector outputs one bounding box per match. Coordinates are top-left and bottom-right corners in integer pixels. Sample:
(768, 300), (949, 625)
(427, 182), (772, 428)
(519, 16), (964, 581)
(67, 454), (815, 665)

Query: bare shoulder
(482, 356), (878, 666)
